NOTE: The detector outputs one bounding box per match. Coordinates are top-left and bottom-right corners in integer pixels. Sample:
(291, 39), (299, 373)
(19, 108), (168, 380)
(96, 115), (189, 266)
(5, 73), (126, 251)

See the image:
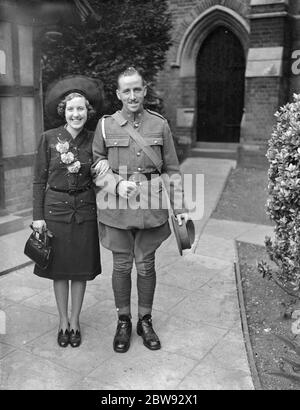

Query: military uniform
(92, 107), (186, 312)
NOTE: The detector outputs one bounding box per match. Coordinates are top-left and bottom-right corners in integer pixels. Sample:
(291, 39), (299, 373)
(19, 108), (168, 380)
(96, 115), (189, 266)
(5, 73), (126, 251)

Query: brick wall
(242, 77), (281, 145)
(156, 0), (250, 146)
(250, 18), (288, 48)
(156, 0), (300, 169)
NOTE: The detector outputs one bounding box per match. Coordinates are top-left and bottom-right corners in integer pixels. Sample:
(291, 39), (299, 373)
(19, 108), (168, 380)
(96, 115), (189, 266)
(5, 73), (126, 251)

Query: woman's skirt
(33, 219), (101, 281)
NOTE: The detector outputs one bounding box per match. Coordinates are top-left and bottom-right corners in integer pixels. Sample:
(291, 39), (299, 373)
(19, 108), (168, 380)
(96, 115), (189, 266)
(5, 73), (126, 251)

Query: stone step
(189, 148), (237, 160)
(195, 142), (239, 150)
(13, 208), (32, 218)
(0, 210), (32, 237)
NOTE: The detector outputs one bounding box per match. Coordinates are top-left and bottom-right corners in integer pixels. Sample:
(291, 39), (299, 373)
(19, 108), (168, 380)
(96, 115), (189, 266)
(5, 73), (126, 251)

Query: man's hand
(32, 220), (47, 234)
(94, 159), (110, 177)
(117, 181), (138, 199)
(176, 213), (190, 226)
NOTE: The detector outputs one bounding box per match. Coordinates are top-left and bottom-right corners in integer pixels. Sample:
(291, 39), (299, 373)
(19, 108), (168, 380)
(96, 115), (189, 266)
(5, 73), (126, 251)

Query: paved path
(0, 158), (274, 390)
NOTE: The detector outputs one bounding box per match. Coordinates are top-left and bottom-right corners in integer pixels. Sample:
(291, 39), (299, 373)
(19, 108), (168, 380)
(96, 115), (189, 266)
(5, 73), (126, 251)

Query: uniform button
(114, 142), (117, 145)
(65, 201), (68, 204)
(137, 152), (141, 156)
(154, 140), (158, 144)
(80, 200), (83, 202)
(137, 167), (142, 171)
(134, 123), (139, 128)
(49, 211), (52, 214)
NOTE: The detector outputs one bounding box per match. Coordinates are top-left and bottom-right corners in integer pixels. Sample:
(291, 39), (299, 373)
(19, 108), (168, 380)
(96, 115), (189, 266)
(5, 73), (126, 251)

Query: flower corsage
(56, 138), (81, 174)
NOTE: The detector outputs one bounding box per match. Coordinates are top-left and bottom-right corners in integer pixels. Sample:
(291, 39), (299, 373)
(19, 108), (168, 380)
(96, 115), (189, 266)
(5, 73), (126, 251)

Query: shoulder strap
(101, 117), (106, 139)
(146, 109), (165, 120)
(101, 115), (112, 140)
(112, 112), (163, 172)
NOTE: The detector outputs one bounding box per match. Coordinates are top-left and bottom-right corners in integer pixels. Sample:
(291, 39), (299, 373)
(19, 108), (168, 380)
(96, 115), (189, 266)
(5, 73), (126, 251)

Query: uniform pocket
(144, 137), (163, 146)
(105, 137), (130, 169)
(143, 136), (163, 167)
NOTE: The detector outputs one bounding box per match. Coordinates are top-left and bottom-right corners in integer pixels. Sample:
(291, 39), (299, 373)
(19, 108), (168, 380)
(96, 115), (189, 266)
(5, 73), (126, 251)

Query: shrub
(40, 0), (172, 129)
(258, 94), (300, 298)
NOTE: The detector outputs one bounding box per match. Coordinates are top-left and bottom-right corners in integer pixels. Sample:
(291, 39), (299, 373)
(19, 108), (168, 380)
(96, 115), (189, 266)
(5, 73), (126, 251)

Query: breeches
(112, 250), (156, 308)
(99, 222), (171, 309)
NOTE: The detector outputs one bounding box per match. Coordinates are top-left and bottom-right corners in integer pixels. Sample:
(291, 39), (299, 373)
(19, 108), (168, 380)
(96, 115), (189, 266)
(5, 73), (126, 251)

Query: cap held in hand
(171, 215), (195, 256)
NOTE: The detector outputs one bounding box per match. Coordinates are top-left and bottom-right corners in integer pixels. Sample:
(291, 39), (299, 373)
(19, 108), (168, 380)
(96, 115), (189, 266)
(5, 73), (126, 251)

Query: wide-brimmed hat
(45, 75), (104, 120)
(171, 215), (195, 256)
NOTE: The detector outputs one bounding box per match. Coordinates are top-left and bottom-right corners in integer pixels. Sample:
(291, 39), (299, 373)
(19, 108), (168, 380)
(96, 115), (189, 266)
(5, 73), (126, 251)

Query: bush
(258, 94), (300, 298)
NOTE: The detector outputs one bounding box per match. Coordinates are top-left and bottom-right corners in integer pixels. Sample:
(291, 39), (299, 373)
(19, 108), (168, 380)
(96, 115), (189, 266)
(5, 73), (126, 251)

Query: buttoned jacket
(92, 108), (186, 230)
(33, 126), (97, 223)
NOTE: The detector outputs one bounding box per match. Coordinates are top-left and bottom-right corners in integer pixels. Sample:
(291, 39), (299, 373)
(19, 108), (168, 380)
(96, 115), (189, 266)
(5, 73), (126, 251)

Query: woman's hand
(32, 220), (47, 234)
(95, 159), (109, 177)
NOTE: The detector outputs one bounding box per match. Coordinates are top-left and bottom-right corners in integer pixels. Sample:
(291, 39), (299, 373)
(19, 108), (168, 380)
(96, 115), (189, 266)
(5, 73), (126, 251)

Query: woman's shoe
(57, 329), (70, 347)
(69, 329), (81, 348)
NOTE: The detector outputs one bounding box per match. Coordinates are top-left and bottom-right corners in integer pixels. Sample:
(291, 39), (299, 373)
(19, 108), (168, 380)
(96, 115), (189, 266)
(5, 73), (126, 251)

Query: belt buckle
(68, 189), (76, 195)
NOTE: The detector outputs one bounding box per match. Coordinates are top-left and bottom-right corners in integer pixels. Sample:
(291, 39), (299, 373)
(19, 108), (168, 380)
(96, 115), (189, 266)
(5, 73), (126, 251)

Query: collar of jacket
(120, 107), (145, 124)
(60, 125), (89, 148)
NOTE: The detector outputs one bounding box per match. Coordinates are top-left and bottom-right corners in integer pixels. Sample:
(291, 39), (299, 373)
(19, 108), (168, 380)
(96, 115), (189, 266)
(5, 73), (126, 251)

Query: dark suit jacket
(33, 126), (97, 223)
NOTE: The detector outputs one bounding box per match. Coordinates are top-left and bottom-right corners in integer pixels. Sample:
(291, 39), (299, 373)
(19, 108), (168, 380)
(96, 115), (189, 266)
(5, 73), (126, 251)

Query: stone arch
(174, 5), (250, 77)
(172, 0), (249, 49)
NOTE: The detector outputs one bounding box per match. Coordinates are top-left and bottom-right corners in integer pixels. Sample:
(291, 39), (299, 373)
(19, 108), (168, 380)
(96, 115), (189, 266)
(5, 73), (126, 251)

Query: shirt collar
(120, 107), (144, 123)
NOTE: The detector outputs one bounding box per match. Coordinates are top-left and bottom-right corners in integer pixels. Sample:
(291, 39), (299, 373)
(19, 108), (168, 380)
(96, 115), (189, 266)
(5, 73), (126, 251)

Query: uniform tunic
(92, 108), (187, 252)
(33, 125), (101, 280)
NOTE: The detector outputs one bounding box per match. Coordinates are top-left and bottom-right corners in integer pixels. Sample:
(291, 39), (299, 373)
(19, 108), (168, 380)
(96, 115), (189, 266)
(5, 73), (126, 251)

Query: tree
(40, 0), (172, 129)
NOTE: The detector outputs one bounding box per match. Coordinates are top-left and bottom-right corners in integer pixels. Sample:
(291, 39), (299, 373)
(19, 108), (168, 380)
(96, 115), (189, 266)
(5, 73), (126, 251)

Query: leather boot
(113, 315), (132, 353)
(137, 314), (161, 350)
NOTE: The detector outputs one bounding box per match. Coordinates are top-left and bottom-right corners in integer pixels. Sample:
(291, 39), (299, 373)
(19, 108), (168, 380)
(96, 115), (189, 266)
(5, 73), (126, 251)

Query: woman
(32, 76), (108, 348)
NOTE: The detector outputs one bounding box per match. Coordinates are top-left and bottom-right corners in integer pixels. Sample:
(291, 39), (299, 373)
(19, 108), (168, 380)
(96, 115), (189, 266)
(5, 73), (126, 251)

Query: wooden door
(196, 26), (245, 142)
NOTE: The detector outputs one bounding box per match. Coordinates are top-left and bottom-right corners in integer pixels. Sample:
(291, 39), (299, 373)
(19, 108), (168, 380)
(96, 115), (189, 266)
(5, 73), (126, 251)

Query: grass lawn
(212, 166), (273, 226)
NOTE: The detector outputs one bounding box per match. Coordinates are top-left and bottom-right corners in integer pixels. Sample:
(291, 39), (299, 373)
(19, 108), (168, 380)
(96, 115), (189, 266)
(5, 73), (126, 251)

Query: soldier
(92, 67), (189, 353)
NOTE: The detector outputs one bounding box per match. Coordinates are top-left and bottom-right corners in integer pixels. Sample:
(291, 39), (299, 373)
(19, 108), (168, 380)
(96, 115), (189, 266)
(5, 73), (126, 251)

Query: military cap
(171, 215), (195, 256)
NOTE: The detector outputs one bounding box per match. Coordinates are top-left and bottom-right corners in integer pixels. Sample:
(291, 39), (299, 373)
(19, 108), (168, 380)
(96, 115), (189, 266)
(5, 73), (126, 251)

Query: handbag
(110, 112), (195, 255)
(24, 225), (53, 270)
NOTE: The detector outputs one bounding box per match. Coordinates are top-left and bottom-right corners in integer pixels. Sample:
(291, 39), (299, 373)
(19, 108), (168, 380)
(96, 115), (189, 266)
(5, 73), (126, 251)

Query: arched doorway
(196, 26), (245, 142)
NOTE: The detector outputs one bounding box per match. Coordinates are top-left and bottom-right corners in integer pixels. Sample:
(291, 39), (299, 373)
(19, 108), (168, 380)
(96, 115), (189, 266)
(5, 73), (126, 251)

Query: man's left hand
(176, 213), (190, 226)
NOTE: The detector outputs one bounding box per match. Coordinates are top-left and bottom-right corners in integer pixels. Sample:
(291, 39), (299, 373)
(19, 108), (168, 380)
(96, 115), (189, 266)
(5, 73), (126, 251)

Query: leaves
(261, 94), (300, 297)
(274, 334), (300, 356)
(41, 0), (172, 130)
(266, 370), (300, 383)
